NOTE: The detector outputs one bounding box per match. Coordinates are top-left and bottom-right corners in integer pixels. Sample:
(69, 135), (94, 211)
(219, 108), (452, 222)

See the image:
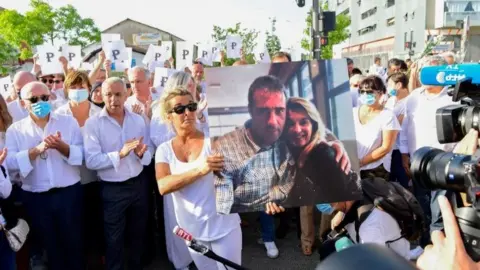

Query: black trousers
(22, 183), (84, 270)
(102, 170), (149, 270)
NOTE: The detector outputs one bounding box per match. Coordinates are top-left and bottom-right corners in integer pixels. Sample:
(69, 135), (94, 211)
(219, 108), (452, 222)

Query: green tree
(300, 1), (351, 59)
(211, 23), (259, 66)
(265, 17), (281, 56)
(0, 0), (101, 60)
(0, 37), (20, 75)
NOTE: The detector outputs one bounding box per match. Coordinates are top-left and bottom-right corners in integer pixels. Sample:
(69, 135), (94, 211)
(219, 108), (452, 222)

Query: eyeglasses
(26, 95), (49, 104)
(168, 103), (198, 114)
(53, 80), (62, 84)
(41, 79), (54, 84)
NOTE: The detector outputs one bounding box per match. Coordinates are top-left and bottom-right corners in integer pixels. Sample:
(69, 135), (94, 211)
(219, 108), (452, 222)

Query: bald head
(13, 71), (36, 92)
(232, 60), (248, 66)
(21, 82), (50, 100)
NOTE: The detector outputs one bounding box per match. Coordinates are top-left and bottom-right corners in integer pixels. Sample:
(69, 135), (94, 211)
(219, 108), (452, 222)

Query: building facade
(327, 0), (480, 70)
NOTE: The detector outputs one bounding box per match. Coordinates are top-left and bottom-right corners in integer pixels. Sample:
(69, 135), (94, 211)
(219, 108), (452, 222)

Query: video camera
(412, 64), (480, 261)
(419, 64), (480, 144)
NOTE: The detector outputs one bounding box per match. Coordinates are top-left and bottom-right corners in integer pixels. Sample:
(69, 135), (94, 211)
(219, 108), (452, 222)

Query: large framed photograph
(205, 60), (362, 214)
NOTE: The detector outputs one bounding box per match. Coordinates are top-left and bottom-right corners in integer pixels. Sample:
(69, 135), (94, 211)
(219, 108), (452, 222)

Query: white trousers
(164, 193), (193, 269)
(189, 226), (243, 270)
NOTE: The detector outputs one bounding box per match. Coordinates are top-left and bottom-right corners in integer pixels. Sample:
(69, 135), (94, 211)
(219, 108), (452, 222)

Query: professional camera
(436, 78), (480, 144)
(410, 146), (480, 261)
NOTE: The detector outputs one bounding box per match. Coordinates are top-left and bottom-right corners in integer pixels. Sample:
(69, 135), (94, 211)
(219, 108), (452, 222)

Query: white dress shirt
(56, 102), (102, 185)
(5, 112), (84, 192)
(0, 163), (12, 199)
(83, 107), (154, 182)
(399, 87), (458, 155)
(7, 99), (28, 123)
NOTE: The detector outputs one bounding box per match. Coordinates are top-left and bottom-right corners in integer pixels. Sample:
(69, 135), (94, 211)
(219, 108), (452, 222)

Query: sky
(0, 0), (312, 51)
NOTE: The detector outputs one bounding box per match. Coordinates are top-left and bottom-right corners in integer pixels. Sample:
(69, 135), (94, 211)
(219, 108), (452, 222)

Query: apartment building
(328, 0), (480, 70)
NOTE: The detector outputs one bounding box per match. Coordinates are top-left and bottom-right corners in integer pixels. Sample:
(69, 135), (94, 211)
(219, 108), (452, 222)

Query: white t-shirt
(155, 137), (240, 241)
(345, 208), (410, 260)
(353, 107), (401, 172)
(385, 97), (407, 150)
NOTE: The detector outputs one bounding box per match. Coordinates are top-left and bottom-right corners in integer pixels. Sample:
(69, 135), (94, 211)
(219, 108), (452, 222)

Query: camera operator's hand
(417, 195), (479, 270)
(453, 129), (480, 156)
(401, 154), (412, 178)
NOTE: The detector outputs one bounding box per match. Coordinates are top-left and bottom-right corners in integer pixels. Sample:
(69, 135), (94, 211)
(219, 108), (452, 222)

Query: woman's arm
(155, 162), (206, 195)
(359, 130), (399, 167)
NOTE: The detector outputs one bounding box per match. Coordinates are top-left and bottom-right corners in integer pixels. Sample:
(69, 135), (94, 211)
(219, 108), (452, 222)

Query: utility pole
(312, 0), (323, 60)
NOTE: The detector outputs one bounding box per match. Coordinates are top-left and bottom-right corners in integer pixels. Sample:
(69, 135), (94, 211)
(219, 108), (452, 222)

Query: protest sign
(0, 76), (12, 99)
(226, 35), (242, 59)
(61, 45), (82, 69)
(175, 42), (193, 71)
(105, 40), (129, 62)
(36, 44), (64, 75)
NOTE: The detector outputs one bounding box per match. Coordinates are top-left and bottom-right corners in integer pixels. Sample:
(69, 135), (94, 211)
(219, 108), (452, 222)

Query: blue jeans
(260, 212), (275, 242)
(389, 150), (410, 188)
(412, 181), (431, 247)
(0, 230), (16, 270)
(430, 189), (457, 233)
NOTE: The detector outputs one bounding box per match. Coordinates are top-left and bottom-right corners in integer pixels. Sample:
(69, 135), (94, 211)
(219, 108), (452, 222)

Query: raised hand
(133, 137), (147, 158)
(119, 138), (140, 159)
(198, 154), (225, 176)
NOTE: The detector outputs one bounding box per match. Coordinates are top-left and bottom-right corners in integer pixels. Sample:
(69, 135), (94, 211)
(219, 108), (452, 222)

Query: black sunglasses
(53, 80), (63, 84)
(26, 95), (49, 104)
(169, 103), (198, 114)
(41, 79), (54, 84)
(126, 83), (131, 88)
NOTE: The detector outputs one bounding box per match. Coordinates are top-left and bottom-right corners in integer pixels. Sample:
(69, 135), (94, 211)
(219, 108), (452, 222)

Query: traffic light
(405, 42), (412, 50)
(320, 36), (329, 46)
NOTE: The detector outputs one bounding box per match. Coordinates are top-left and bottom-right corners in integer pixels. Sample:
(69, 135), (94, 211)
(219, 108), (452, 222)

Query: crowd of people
(0, 45), (477, 270)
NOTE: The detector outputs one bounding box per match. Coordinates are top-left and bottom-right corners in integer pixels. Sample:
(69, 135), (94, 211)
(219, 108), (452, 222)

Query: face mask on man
(388, 88), (398, 97)
(68, 88), (89, 103)
(31, 101), (52, 118)
(359, 93), (376, 106)
(316, 203), (334, 215)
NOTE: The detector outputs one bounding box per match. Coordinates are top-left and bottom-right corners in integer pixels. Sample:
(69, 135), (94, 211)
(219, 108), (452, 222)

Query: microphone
(334, 236), (354, 252)
(317, 243), (417, 270)
(419, 64), (480, 86)
(173, 226), (248, 270)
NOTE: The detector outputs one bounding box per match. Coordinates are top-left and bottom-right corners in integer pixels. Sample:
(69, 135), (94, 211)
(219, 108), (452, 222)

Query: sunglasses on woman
(169, 103), (198, 114)
(41, 79), (54, 84)
(26, 95), (49, 104)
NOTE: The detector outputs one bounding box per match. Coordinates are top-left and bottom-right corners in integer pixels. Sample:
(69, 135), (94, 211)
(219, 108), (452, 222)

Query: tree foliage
(300, 1), (351, 59)
(265, 17), (281, 56)
(211, 23), (259, 66)
(0, 0), (101, 61)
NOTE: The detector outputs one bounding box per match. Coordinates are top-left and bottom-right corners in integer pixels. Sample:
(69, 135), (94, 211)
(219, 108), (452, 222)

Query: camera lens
(410, 147), (472, 192)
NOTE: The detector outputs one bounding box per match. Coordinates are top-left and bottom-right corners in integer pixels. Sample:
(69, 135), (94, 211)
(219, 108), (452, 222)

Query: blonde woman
(282, 97), (359, 255)
(155, 87), (241, 270)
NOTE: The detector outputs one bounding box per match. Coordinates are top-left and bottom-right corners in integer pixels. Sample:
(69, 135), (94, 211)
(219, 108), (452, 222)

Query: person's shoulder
(90, 103), (103, 115)
(216, 127), (245, 144)
(54, 103), (70, 115)
(155, 139), (173, 161)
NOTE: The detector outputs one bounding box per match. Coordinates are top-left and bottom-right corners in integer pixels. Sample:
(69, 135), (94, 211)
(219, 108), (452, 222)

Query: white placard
(255, 44), (271, 63)
(101, 33), (121, 49)
(0, 76), (12, 99)
(61, 45), (82, 69)
(80, 62), (94, 71)
(211, 42), (222, 62)
(105, 40), (128, 61)
(36, 44), (64, 76)
(197, 43), (213, 66)
(114, 47), (132, 71)
(153, 67), (176, 93)
(226, 35), (243, 59)
(148, 61), (164, 73)
(175, 42), (193, 71)
(161, 41), (173, 59)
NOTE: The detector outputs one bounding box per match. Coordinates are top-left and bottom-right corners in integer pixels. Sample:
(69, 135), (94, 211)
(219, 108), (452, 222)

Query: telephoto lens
(436, 105), (480, 144)
(410, 147), (473, 191)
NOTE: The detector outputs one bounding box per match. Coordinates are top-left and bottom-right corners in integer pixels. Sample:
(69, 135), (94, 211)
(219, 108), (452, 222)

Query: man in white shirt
(5, 81), (84, 270)
(125, 67), (153, 119)
(369, 56), (387, 82)
(8, 71), (34, 122)
(399, 55), (459, 242)
(84, 77), (154, 270)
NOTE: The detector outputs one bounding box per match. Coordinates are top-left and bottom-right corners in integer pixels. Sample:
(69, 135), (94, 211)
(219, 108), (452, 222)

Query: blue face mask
(31, 101), (51, 118)
(68, 89), (89, 103)
(359, 93), (376, 106)
(316, 203), (334, 214)
(388, 88), (398, 97)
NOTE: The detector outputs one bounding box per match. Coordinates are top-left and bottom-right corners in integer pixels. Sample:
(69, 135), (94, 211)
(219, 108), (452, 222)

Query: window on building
(445, 1), (480, 12)
(404, 13), (408, 21)
(340, 8), (350, 16)
(361, 7), (377, 19)
(386, 0), (395, 8)
(386, 17), (395, 26)
(337, 0), (346, 5)
(357, 0), (361, 6)
(411, 11), (415, 19)
(358, 24), (377, 36)
(404, 32), (408, 45)
(410, 30), (414, 46)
